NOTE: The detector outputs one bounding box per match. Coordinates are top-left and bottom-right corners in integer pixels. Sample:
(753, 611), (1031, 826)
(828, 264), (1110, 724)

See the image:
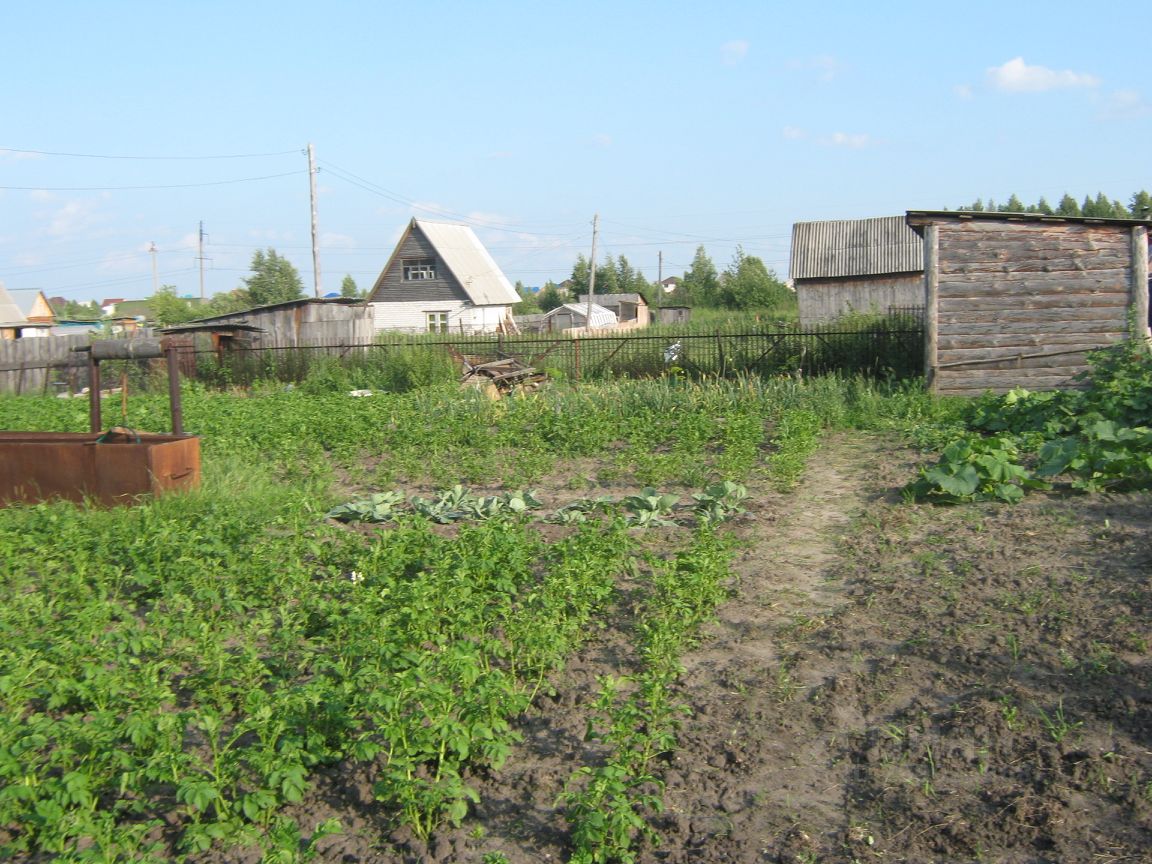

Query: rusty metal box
(0, 432), (201, 506)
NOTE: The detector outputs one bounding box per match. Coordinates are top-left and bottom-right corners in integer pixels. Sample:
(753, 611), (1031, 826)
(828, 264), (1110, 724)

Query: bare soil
(286, 434), (1152, 862)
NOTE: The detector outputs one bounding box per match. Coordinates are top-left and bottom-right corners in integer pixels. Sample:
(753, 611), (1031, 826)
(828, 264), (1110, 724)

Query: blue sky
(2, 1), (1149, 306)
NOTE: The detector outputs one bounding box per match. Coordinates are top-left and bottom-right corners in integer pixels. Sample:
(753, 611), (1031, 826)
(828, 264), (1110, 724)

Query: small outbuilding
(790, 216), (924, 324)
(167, 297), (373, 349)
(543, 302), (618, 332)
(907, 210), (1151, 395)
(368, 218), (520, 334)
(576, 293), (650, 329)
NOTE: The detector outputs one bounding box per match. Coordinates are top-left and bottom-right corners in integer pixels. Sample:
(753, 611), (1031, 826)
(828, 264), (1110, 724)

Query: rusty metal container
(0, 431), (200, 506)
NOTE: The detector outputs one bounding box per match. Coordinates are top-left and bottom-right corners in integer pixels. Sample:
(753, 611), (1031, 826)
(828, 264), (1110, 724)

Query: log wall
(928, 220), (1145, 395)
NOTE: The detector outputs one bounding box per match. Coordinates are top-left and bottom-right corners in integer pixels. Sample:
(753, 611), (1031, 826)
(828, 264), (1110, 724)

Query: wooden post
(923, 223), (939, 391)
(1132, 226), (1150, 343)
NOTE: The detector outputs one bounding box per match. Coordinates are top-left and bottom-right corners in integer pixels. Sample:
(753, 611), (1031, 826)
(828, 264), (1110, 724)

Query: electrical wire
(0, 146), (300, 160)
(317, 159), (582, 236)
(0, 170), (306, 192)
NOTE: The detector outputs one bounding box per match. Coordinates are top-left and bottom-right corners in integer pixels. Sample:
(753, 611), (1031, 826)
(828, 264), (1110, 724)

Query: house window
(427, 311), (449, 333)
(404, 258), (437, 280)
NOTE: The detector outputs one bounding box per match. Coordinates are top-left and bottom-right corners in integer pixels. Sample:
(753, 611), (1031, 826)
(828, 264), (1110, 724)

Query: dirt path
(683, 432), (891, 679)
(304, 434), (1152, 863)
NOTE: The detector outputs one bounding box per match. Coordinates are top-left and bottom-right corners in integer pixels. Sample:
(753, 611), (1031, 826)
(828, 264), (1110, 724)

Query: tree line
(515, 246), (794, 316)
(957, 189), (1152, 219)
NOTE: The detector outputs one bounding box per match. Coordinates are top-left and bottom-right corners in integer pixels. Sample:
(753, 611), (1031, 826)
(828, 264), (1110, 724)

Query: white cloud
(45, 199), (98, 237)
(0, 149), (44, 162)
(721, 40), (749, 66)
(823, 131), (872, 149)
(782, 126), (808, 140)
(1100, 89), (1150, 119)
(987, 57), (1099, 92)
(592, 133), (612, 148)
(953, 83), (974, 100)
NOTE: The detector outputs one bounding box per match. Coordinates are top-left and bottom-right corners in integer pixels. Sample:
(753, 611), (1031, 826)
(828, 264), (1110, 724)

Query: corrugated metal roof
(416, 220), (520, 306)
(576, 293), (647, 306)
(790, 216), (923, 280)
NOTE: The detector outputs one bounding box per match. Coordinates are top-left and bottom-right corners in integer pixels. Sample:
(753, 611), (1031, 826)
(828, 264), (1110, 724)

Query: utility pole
(585, 213), (598, 328)
(197, 221), (206, 302)
(658, 250), (663, 284)
(150, 242), (159, 294)
(308, 143), (322, 298)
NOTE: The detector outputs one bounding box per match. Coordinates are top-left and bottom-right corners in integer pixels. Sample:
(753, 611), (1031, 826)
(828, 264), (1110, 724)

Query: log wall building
(907, 211), (1151, 396)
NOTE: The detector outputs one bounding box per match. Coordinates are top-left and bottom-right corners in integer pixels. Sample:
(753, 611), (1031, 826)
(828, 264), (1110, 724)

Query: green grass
(0, 373), (950, 860)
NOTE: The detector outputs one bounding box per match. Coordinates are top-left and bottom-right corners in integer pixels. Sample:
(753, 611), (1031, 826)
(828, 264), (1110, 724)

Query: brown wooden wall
(927, 220), (1142, 395)
(796, 272), (923, 324)
(368, 226), (470, 303)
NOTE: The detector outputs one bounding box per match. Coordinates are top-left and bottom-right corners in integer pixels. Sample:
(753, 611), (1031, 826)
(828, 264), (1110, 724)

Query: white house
(368, 218), (520, 334)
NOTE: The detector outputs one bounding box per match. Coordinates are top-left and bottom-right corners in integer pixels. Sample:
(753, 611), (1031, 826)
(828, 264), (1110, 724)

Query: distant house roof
(544, 302), (618, 328)
(0, 282), (28, 327)
(576, 293), (648, 307)
(789, 215), (923, 281)
(375, 219), (519, 306)
(19, 290), (56, 323)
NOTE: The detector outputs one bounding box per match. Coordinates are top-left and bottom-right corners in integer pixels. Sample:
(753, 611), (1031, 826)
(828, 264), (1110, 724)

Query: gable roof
(790, 215), (923, 280)
(20, 290), (56, 322)
(0, 281), (27, 326)
(376, 219), (519, 306)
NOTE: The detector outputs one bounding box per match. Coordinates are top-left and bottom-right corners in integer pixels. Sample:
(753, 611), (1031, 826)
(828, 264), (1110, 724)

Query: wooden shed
(789, 216), (924, 324)
(907, 210), (1151, 395)
(176, 298), (373, 349)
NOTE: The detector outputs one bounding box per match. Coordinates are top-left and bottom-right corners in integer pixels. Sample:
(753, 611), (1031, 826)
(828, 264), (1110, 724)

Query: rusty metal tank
(0, 430), (200, 505)
(0, 338), (201, 506)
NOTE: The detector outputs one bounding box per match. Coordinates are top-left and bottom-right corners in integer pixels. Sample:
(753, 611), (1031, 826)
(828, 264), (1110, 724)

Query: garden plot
(1, 370), (1149, 863)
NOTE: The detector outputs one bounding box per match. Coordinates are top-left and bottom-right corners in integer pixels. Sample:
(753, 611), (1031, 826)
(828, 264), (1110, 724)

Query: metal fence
(0, 317), (925, 394)
(186, 318), (925, 387)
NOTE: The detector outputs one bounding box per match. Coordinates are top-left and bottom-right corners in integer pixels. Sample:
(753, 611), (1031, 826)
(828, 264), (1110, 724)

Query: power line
(0, 146), (299, 160)
(0, 170), (306, 192)
(317, 159), (581, 236)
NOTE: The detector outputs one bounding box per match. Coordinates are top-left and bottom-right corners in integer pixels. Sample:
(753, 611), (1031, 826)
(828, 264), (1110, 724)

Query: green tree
(719, 247), (794, 311)
(56, 299), (102, 320)
(593, 256), (619, 296)
(513, 280), (541, 314)
(1035, 196), (1054, 215)
(243, 248), (305, 306)
(202, 290), (253, 317)
(1128, 190), (1150, 219)
(681, 245), (720, 307)
(1055, 194), (1081, 217)
(148, 285), (200, 326)
(569, 255), (592, 298)
(1003, 194), (1026, 213)
(340, 274), (361, 298)
(536, 281), (565, 312)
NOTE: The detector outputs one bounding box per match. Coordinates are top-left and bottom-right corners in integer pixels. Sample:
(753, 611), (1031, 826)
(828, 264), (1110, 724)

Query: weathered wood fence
(0, 335), (91, 395)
